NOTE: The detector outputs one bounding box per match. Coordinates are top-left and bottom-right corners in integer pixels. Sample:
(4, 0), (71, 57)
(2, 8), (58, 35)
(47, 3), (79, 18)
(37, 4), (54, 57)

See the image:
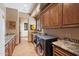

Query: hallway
(12, 38), (37, 56)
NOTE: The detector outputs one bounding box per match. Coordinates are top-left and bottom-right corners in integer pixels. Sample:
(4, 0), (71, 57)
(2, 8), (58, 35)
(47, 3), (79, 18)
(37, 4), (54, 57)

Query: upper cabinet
(40, 4), (62, 28)
(43, 9), (50, 28)
(49, 4), (62, 28)
(63, 3), (79, 27)
(40, 3), (79, 29)
(6, 8), (18, 21)
(40, 14), (44, 28)
(6, 8), (18, 32)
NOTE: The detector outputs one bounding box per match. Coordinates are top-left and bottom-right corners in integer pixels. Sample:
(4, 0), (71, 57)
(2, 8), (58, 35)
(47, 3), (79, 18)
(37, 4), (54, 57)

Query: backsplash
(44, 27), (79, 40)
(63, 37), (79, 44)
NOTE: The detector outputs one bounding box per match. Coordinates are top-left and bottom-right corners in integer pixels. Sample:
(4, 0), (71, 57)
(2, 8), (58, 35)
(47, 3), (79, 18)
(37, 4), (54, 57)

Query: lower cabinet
(5, 36), (16, 56)
(12, 37), (16, 51)
(5, 43), (9, 56)
(8, 39), (13, 56)
(53, 45), (76, 56)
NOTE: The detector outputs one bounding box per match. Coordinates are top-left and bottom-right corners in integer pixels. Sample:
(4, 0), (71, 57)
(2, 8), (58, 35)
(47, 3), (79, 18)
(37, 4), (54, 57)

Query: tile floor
(12, 38), (37, 56)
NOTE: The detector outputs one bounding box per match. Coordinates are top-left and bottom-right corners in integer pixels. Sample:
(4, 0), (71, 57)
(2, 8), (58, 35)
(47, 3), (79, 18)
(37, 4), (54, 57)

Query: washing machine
(35, 35), (57, 56)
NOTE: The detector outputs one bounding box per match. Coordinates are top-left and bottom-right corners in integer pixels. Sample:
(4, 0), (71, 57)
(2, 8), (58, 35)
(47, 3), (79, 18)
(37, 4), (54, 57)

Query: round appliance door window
(36, 43), (44, 56)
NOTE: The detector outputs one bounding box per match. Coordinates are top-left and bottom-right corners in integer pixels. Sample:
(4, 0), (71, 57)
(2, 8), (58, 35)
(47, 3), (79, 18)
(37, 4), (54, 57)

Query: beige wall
(45, 27), (79, 40)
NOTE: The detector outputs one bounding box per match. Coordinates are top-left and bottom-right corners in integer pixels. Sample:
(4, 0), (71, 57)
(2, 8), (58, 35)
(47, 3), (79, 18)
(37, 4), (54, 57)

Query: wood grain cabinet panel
(40, 14), (44, 28)
(12, 38), (15, 51)
(14, 36), (16, 47)
(5, 44), (9, 56)
(63, 3), (79, 27)
(40, 3), (79, 28)
(53, 45), (76, 56)
(43, 10), (50, 28)
(49, 4), (62, 28)
(12, 36), (16, 50)
(8, 39), (13, 56)
(5, 36), (16, 56)
(40, 4), (62, 28)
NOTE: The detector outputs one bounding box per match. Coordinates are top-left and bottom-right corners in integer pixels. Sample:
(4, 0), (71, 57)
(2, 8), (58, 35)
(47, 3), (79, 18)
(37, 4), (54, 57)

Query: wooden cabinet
(5, 44), (9, 56)
(53, 45), (76, 56)
(40, 14), (44, 28)
(63, 3), (79, 27)
(50, 4), (62, 28)
(43, 9), (50, 28)
(40, 4), (62, 28)
(40, 3), (79, 28)
(8, 39), (13, 56)
(28, 30), (36, 42)
(12, 37), (16, 51)
(5, 36), (16, 56)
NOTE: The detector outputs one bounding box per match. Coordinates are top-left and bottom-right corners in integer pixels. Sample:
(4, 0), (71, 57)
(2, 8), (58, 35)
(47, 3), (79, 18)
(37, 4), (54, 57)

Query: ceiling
(4, 3), (37, 13)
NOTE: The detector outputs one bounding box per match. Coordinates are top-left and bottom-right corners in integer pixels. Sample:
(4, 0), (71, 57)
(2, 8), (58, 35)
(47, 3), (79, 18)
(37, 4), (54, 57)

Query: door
(43, 10), (50, 28)
(8, 40), (13, 56)
(50, 4), (62, 28)
(63, 3), (79, 27)
(5, 44), (9, 56)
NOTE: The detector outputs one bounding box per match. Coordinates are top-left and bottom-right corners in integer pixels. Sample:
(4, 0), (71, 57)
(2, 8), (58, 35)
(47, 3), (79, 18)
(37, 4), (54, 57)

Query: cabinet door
(5, 44), (9, 56)
(40, 14), (44, 28)
(12, 38), (15, 51)
(8, 40), (13, 56)
(12, 36), (16, 51)
(50, 4), (62, 28)
(63, 3), (79, 27)
(43, 10), (50, 28)
(14, 36), (16, 47)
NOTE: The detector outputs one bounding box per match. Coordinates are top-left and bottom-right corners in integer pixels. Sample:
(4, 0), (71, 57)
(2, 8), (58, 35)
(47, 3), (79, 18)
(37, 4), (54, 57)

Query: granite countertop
(5, 34), (15, 45)
(32, 32), (57, 40)
(53, 40), (79, 55)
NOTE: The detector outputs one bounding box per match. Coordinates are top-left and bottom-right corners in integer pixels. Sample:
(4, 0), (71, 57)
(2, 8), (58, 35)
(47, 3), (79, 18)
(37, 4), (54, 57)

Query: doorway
(19, 12), (28, 42)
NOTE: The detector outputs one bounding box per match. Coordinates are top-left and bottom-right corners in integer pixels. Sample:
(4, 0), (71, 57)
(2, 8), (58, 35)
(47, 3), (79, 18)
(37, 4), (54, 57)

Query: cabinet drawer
(53, 45), (76, 56)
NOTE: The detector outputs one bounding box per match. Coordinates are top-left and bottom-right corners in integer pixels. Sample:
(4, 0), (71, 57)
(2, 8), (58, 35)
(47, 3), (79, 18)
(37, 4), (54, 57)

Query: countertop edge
(5, 35), (16, 45)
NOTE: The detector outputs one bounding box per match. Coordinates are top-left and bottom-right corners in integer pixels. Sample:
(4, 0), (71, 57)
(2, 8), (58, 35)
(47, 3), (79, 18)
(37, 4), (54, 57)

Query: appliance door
(36, 43), (44, 56)
(35, 37), (44, 56)
(33, 34), (37, 48)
